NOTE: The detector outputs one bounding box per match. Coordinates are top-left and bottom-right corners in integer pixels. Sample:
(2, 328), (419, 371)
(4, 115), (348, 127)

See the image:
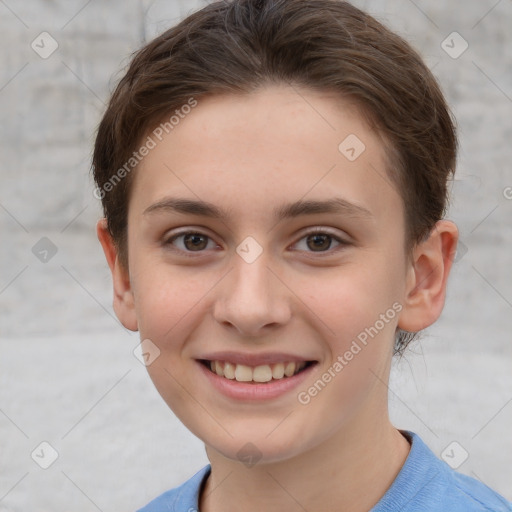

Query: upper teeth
(208, 361), (307, 382)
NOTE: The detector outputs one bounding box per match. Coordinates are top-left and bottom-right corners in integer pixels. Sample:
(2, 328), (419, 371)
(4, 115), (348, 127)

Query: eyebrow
(143, 197), (373, 221)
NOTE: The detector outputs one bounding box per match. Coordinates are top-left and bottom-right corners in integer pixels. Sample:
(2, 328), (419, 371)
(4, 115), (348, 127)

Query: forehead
(130, 85), (402, 227)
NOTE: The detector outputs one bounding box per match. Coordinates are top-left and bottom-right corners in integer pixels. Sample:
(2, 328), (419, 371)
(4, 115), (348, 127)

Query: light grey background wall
(1, 1), (511, 510)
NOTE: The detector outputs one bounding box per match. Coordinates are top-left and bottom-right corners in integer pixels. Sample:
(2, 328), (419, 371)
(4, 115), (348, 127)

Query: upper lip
(196, 351), (317, 367)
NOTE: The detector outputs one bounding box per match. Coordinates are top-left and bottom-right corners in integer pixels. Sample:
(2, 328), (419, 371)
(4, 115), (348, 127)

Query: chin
(204, 428), (314, 467)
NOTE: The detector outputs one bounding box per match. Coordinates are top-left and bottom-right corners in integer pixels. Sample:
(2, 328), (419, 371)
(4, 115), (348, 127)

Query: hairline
(114, 85), (413, 268)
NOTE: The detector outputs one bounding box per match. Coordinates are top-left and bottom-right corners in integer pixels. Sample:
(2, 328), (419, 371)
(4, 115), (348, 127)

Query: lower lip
(196, 361), (317, 401)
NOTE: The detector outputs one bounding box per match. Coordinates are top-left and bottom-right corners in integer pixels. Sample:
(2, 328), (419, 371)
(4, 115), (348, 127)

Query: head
(93, 0), (458, 464)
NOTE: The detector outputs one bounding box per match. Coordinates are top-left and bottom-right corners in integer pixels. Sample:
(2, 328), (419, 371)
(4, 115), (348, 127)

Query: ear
(96, 219), (138, 331)
(398, 220), (459, 332)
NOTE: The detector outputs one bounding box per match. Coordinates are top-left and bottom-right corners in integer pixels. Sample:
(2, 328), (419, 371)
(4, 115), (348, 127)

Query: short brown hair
(92, 0), (457, 354)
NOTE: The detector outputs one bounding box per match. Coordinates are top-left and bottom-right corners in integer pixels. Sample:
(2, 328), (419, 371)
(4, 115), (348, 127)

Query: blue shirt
(137, 431), (512, 511)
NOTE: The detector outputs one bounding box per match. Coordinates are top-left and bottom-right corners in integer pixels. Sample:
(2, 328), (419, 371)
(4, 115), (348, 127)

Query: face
(117, 86), (415, 463)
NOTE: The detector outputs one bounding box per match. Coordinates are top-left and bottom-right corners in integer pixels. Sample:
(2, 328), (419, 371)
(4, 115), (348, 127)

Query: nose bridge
(213, 246), (290, 335)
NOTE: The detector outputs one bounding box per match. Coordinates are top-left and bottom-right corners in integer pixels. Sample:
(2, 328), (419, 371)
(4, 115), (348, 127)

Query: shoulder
(136, 464), (211, 512)
(447, 470), (512, 511)
(373, 431), (512, 512)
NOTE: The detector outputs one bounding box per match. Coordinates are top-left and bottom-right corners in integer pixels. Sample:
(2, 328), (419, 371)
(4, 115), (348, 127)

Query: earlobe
(96, 219), (138, 332)
(397, 220), (459, 333)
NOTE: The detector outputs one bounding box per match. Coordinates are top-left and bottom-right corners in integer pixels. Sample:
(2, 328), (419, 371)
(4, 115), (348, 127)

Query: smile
(199, 359), (315, 383)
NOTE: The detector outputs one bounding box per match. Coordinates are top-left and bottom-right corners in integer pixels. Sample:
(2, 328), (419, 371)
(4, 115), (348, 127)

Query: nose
(213, 250), (292, 337)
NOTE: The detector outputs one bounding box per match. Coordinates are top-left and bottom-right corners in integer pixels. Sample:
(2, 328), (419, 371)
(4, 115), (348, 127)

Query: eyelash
(163, 228), (350, 257)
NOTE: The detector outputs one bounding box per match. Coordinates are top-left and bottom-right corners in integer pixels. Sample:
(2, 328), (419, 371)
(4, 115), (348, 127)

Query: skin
(97, 85), (458, 512)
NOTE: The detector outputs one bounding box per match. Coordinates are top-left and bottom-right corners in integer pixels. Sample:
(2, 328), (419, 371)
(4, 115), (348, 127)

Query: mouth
(198, 359), (317, 384)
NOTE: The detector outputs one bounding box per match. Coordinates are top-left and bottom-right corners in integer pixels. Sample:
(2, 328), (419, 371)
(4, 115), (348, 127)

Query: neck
(199, 413), (410, 512)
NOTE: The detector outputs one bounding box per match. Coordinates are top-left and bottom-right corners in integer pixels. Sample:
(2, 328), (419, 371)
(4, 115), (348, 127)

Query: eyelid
(164, 226), (351, 257)
(297, 226), (349, 241)
(163, 228), (221, 255)
(290, 227), (351, 254)
(164, 227), (216, 241)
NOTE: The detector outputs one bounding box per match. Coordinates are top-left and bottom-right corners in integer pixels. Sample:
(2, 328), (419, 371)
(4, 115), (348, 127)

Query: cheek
(296, 267), (401, 425)
(301, 257), (404, 398)
(131, 260), (208, 343)
(307, 260), (402, 338)
(130, 264), (211, 413)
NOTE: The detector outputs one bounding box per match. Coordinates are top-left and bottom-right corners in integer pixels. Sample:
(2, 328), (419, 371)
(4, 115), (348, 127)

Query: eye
(292, 229), (348, 254)
(165, 231), (218, 253)
(164, 228), (349, 256)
